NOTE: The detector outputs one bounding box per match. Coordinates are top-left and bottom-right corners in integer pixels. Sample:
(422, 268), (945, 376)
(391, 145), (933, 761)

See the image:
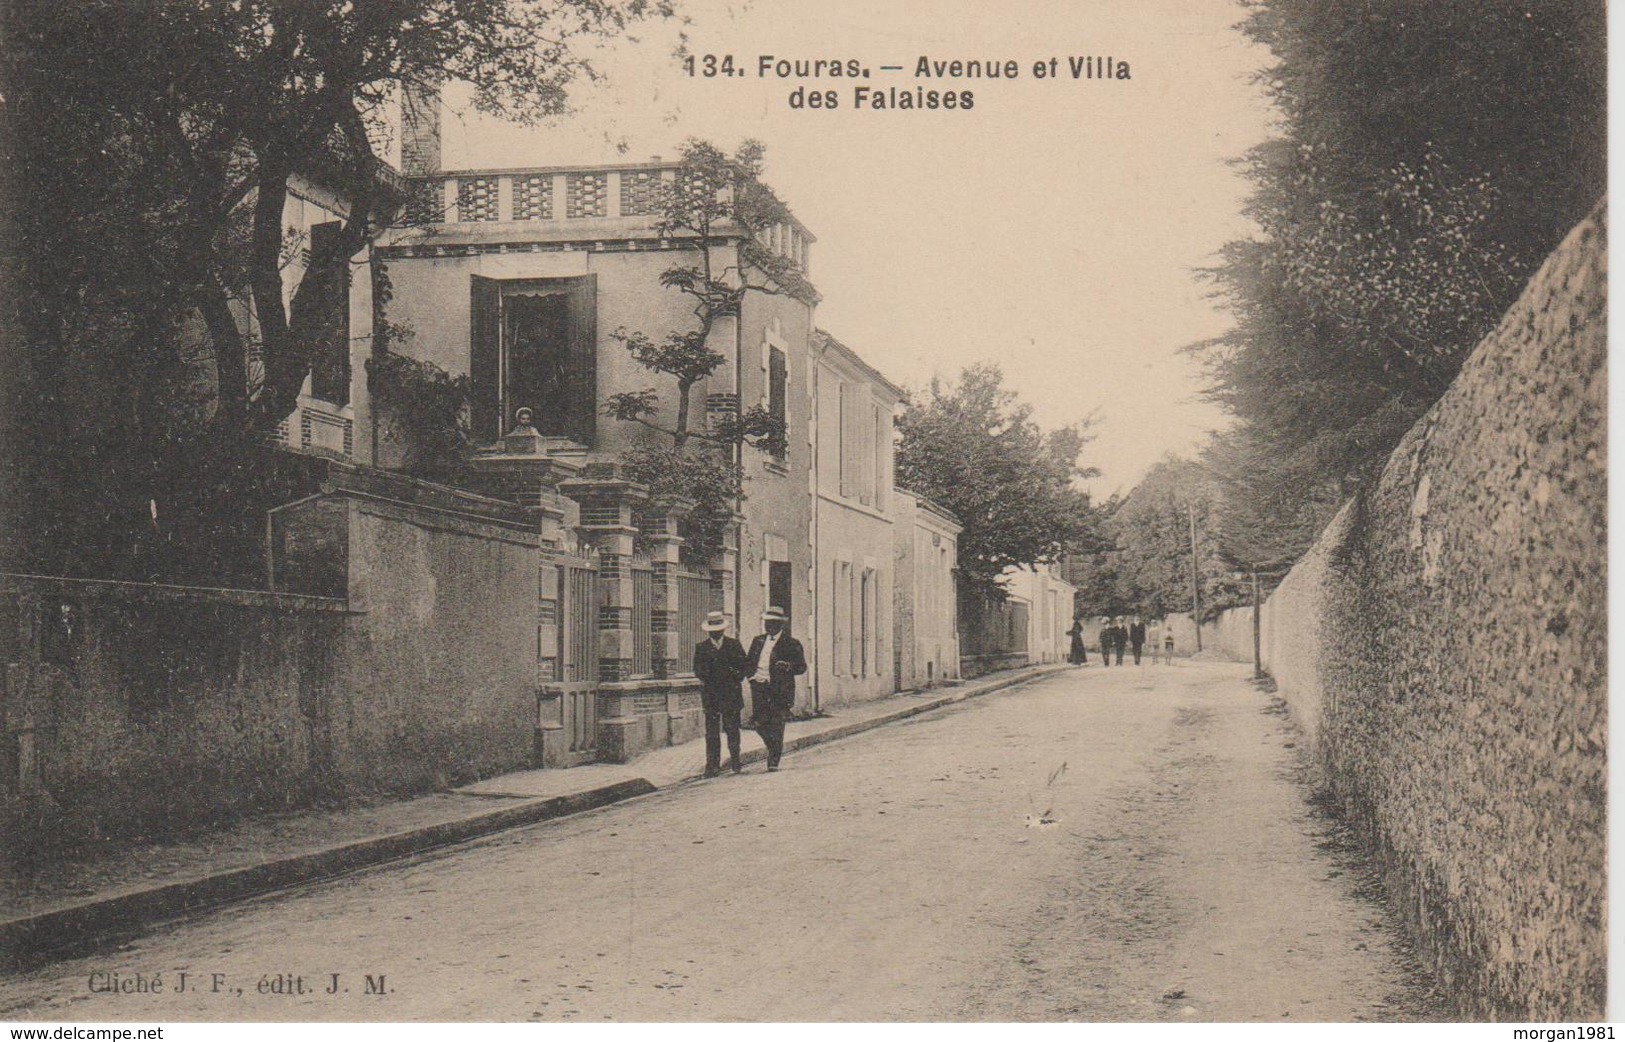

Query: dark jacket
(693, 635), (749, 713)
(746, 631), (807, 712)
(1129, 622), (1147, 647)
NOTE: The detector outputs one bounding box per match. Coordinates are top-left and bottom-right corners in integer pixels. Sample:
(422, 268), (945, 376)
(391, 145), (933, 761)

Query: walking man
(1110, 618), (1127, 666)
(1129, 616), (1147, 666)
(746, 606), (807, 772)
(1097, 617), (1114, 667)
(694, 611), (748, 777)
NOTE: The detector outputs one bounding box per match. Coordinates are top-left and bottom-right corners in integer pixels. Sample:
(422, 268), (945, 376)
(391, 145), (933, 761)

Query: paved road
(0, 661), (1437, 1022)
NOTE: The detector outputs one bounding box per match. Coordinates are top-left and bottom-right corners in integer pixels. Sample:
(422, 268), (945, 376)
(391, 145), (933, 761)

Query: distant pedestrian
(746, 606), (807, 772)
(1109, 617), (1127, 666)
(1129, 616), (1147, 666)
(1067, 616), (1088, 665)
(1097, 618), (1114, 666)
(1162, 627), (1176, 664)
(693, 611), (749, 777)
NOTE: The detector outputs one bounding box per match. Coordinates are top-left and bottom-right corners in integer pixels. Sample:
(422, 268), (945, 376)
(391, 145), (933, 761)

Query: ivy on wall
(365, 351), (472, 481)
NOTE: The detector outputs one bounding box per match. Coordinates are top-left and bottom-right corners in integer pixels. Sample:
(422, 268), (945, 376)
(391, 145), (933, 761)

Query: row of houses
(2, 90), (1072, 843)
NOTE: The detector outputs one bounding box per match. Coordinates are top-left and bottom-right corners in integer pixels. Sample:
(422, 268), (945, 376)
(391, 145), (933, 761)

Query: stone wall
(1254, 204), (1606, 1018)
(1, 577), (348, 846)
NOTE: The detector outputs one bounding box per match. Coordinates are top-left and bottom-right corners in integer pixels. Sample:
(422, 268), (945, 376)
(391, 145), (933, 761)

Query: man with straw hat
(745, 605), (807, 772)
(693, 610), (749, 777)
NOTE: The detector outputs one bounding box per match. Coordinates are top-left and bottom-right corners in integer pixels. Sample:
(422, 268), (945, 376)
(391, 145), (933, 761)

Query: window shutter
(768, 346), (787, 458)
(305, 221), (350, 406)
(470, 275), (501, 443)
(565, 275), (598, 446)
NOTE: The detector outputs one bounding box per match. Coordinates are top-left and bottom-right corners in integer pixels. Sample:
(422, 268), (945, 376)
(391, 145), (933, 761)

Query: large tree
(1, 0), (668, 577)
(1193, 0), (1605, 566)
(895, 364), (1101, 597)
(1107, 458), (1248, 624)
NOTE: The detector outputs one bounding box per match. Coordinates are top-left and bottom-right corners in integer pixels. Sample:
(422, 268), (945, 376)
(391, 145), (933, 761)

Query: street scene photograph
(0, 0), (1607, 1029)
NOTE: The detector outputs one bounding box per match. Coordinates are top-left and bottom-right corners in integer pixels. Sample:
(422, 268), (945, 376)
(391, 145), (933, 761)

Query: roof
(895, 487), (963, 533)
(811, 329), (907, 401)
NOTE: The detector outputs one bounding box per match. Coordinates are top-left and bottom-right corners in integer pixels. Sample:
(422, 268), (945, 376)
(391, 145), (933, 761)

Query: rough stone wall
(2, 580), (346, 845)
(1258, 204), (1606, 1018)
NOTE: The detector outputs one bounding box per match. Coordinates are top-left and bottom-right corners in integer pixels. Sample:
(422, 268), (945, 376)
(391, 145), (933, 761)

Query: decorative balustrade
(402, 160), (813, 274)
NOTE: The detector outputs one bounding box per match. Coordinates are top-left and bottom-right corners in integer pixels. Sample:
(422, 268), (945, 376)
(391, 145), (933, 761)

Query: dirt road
(0, 661), (1438, 1021)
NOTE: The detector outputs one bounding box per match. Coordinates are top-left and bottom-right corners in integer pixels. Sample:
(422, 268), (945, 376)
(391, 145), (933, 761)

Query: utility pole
(1187, 500), (1202, 652)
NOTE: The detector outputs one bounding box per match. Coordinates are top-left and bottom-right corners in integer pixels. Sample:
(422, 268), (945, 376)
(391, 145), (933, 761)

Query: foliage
(366, 352), (472, 482)
(1191, 0), (1605, 569)
(894, 364), (1101, 597)
(1105, 458), (1249, 623)
(1, 0), (667, 576)
(604, 139), (799, 559)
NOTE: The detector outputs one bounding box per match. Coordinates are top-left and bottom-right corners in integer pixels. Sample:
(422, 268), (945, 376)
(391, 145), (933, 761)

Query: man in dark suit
(1129, 616), (1147, 666)
(693, 610), (749, 777)
(745, 606), (807, 772)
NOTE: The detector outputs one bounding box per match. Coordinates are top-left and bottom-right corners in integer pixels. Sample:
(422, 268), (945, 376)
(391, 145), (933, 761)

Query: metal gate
(557, 559), (599, 756)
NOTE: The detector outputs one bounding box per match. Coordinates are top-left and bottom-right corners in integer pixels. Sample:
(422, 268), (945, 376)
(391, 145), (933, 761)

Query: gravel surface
(0, 661), (1441, 1022)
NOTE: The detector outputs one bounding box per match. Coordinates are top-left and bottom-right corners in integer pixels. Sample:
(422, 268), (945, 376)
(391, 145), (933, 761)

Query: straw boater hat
(701, 611), (728, 633)
(761, 606), (788, 622)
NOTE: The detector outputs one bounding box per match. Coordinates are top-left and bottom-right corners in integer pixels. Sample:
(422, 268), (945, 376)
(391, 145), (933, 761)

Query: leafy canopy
(895, 364), (1100, 596)
(1190, 0), (1604, 568)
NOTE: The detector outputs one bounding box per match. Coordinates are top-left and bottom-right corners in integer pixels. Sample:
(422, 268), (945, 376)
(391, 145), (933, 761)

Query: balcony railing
(402, 161), (813, 274)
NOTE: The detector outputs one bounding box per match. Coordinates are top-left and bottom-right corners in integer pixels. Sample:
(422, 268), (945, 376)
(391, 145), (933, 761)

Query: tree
(1, 0), (669, 576)
(1192, 0), (1605, 567)
(1107, 458), (1248, 624)
(895, 364), (1101, 597)
(602, 139), (797, 558)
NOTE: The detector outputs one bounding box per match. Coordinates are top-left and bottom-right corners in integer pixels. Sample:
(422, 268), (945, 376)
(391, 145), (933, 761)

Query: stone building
(807, 330), (905, 709)
(353, 87), (819, 758)
(1001, 562), (1079, 666)
(892, 490), (962, 691)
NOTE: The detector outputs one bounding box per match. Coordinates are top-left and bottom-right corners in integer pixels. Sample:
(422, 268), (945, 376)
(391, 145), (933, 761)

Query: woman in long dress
(1067, 616), (1088, 665)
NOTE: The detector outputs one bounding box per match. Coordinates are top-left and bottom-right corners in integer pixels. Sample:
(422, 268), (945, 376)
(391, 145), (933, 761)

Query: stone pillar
(559, 470), (649, 683)
(642, 497), (693, 680)
(710, 515), (743, 632)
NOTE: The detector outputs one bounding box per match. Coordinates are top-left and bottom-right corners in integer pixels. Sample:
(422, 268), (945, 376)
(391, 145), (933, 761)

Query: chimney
(401, 77), (442, 176)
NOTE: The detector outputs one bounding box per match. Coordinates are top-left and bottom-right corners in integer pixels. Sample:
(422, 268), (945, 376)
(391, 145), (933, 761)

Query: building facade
(893, 490), (962, 691)
(1002, 563), (1078, 666)
(807, 330), (904, 710)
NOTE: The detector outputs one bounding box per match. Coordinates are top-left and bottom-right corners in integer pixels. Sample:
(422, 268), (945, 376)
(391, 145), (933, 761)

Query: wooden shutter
(305, 221), (350, 406)
(768, 346), (787, 458)
(564, 275), (597, 446)
(470, 275), (501, 443)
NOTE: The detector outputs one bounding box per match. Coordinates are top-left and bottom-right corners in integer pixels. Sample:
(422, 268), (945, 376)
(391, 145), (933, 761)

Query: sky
(435, 0), (1279, 498)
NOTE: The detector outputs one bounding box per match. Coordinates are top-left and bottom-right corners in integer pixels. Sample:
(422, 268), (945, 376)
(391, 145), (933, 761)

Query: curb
(1, 779), (654, 972)
(1, 664), (1066, 969)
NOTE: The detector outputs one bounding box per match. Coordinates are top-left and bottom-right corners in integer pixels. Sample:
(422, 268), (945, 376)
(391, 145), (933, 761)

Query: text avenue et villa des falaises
(681, 53), (1134, 111)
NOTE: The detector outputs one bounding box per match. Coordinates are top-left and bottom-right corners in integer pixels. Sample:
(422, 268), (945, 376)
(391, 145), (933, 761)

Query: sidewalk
(0, 664), (1066, 969)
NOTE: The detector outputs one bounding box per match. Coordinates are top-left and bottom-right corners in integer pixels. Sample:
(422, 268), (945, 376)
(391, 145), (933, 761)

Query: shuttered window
(304, 221), (351, 406)
(470, 275), (597, 445)
(768, 345), (787, 459)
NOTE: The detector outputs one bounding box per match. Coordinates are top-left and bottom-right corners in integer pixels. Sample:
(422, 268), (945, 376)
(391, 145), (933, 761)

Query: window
(470, 275), (597, 444)
(837, 382), (850, 497)
(833, 560), (850, 675)
(303, 221), (351, 406)
(769, 559), (793, 622)
(768, 345), (787, 459)
(874, 404), (888, 508)
(860, 567), (877, 676)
